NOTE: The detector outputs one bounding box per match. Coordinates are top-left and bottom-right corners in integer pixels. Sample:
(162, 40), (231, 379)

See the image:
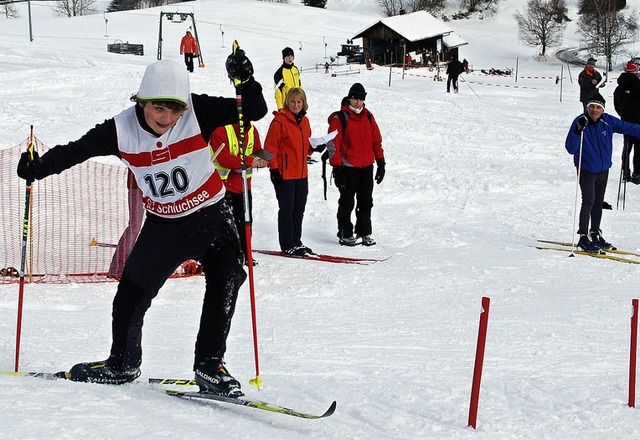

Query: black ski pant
(273, 178), (308, 251)
(225, 191), (252, 263)
(110, 199), (246, 370)
(447, 73), (460, 92)
(578, 169), (608, 235)
(184, 53), (195, 73)
(337, 165), (374, 239)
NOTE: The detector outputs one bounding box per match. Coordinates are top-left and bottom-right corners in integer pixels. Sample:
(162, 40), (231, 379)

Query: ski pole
(232, 40), (262, 390)
(459, 75), (479, 99)
(15, 125), (35, 372)
(570, 128), (585, 254)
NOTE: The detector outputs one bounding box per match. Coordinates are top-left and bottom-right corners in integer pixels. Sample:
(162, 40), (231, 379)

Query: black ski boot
(68, 357), (140, 385)
(194, 357), (243, 397)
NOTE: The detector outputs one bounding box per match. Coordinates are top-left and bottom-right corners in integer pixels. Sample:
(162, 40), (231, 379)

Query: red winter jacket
(264, 109), (312, 180)
(211, 123), (263, 193)
(328, 106), (383, 168)
(180, 35), (199, 55)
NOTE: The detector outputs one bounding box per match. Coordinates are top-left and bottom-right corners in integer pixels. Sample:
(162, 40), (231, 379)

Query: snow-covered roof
(353, 10), (467, 45)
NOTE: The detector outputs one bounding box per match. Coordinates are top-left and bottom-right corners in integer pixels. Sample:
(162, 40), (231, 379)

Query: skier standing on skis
(565, 93), (640, 253)
(326, 83), (385, 247)
(16, 55), (267, 396)
(211, 122), (269, 266)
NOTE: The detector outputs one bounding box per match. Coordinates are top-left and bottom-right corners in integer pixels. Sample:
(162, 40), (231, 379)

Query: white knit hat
(137, 60), (190, 107)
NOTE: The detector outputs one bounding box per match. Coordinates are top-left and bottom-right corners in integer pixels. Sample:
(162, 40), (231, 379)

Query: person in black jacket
(16, 55), (267, 396)
(578, 57), (604, 111)
(613, 62), (640, 183)
(446, 57), (464, 93)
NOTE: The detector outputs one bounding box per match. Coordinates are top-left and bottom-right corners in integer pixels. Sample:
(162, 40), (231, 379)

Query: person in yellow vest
(273, 47), (302, 110)
(211, 122), (269, 265)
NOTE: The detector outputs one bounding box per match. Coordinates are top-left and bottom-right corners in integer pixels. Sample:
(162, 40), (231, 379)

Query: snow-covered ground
(2, 0), (640, 438)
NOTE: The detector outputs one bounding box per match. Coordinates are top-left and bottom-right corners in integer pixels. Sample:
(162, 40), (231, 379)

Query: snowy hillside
(2, 0), (640, 439)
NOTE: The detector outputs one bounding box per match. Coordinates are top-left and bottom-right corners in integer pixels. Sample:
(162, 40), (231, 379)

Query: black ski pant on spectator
(578, 169), (608, 235)
(337, 165), (374, 239)
(274, 178), (308, 251)
(110, 199), (246, 370)
(184, 53), (195, 73)
(622, 135), (640, 178)
(447, 73), (460, 92)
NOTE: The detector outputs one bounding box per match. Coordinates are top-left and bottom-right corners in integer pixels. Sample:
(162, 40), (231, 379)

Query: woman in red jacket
(264, 87), (317, 256)
(327, 83), (385, 246)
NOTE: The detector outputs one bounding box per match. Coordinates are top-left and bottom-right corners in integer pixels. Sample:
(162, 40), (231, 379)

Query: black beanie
(348, 83), (367, 100)
(282, 47), (294, 59)
(586, 93), (605, 109)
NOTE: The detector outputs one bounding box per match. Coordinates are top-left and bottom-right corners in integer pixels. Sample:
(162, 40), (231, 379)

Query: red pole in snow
(468, 296), (491, 429)
(629, 298), (638, 408)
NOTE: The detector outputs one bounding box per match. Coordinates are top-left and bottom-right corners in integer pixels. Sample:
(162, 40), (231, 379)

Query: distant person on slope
(613, 62), (640, 183)
(565, 93), (640, 253)
(273, 47), (301, 110)
(326, 83), (385, 247)
(578, 57), (604, 111)
(179, 30), (199, 73)
(16, 56), (267, 395)
(446, 57), (464, 93)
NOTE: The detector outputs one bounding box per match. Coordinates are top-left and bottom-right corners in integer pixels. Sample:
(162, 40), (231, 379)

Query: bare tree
(53, 0), (96, 17)
(377, 0), (407, 16)
(578, 0), (638, 71)
(1, 3), (19, 18)
(514, 0), (566, 56)
(411, 0), (445, 14)
(459, 0), (501, 14)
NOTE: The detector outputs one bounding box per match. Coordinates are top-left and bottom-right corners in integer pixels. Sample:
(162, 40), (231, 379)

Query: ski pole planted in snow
(15, 125), (35, 372)
(468, 296), (491, 429)
(231, 40), (262, 390)
(630, 298), (638, 408)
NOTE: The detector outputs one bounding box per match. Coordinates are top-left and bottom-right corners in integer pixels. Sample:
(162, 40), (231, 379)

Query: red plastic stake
(630, 299), (638, 408)
(468, 296), (491, 429)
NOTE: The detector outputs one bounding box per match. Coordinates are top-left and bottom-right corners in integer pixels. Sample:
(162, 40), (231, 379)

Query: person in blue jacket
(565, 93), (640, 252)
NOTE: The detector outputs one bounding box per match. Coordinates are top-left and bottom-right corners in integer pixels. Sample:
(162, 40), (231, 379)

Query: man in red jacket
(327, 83), (385, 247)
(180, 30), (199, 73)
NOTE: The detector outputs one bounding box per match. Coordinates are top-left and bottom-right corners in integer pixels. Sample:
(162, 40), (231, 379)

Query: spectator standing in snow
(264, 87), (323, 256)
(565, 93), (640, 253)
(578, 57), (604, 111)
(446, 57), (464, 93)
(274, 47), (302, 110)
(613, 62), (640, 183)
(179, 30), (199, 73)
(326, 83), (385, 247)
(16, 57), (267, 396)
(211, 122), (269, 265)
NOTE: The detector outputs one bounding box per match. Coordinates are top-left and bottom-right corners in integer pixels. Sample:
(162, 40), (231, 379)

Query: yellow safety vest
(213, 125), (255, 180)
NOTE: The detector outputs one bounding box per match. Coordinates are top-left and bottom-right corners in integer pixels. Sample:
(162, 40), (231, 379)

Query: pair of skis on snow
(0, 370), (336, 419)
(533, 239), (640, 265)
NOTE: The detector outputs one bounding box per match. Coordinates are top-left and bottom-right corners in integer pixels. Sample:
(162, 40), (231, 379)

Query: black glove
(270, 169), (283, 186)
(225, 48), (254, 84)
(17, 150), (45, 182)
(313, 143), (326, 153)
(375, 159), (385, 185)
(333, 166), (345, 190)
(576, 115), (588, 134)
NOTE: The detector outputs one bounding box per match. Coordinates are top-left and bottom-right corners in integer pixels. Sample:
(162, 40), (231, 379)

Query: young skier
(16, 55), (267, 396)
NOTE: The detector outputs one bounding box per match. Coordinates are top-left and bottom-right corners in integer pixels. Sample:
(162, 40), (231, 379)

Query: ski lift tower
(157, 11), (205, 68)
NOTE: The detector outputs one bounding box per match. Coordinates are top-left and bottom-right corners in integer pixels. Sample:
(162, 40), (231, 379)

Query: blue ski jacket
(565, 113), (640, 174)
